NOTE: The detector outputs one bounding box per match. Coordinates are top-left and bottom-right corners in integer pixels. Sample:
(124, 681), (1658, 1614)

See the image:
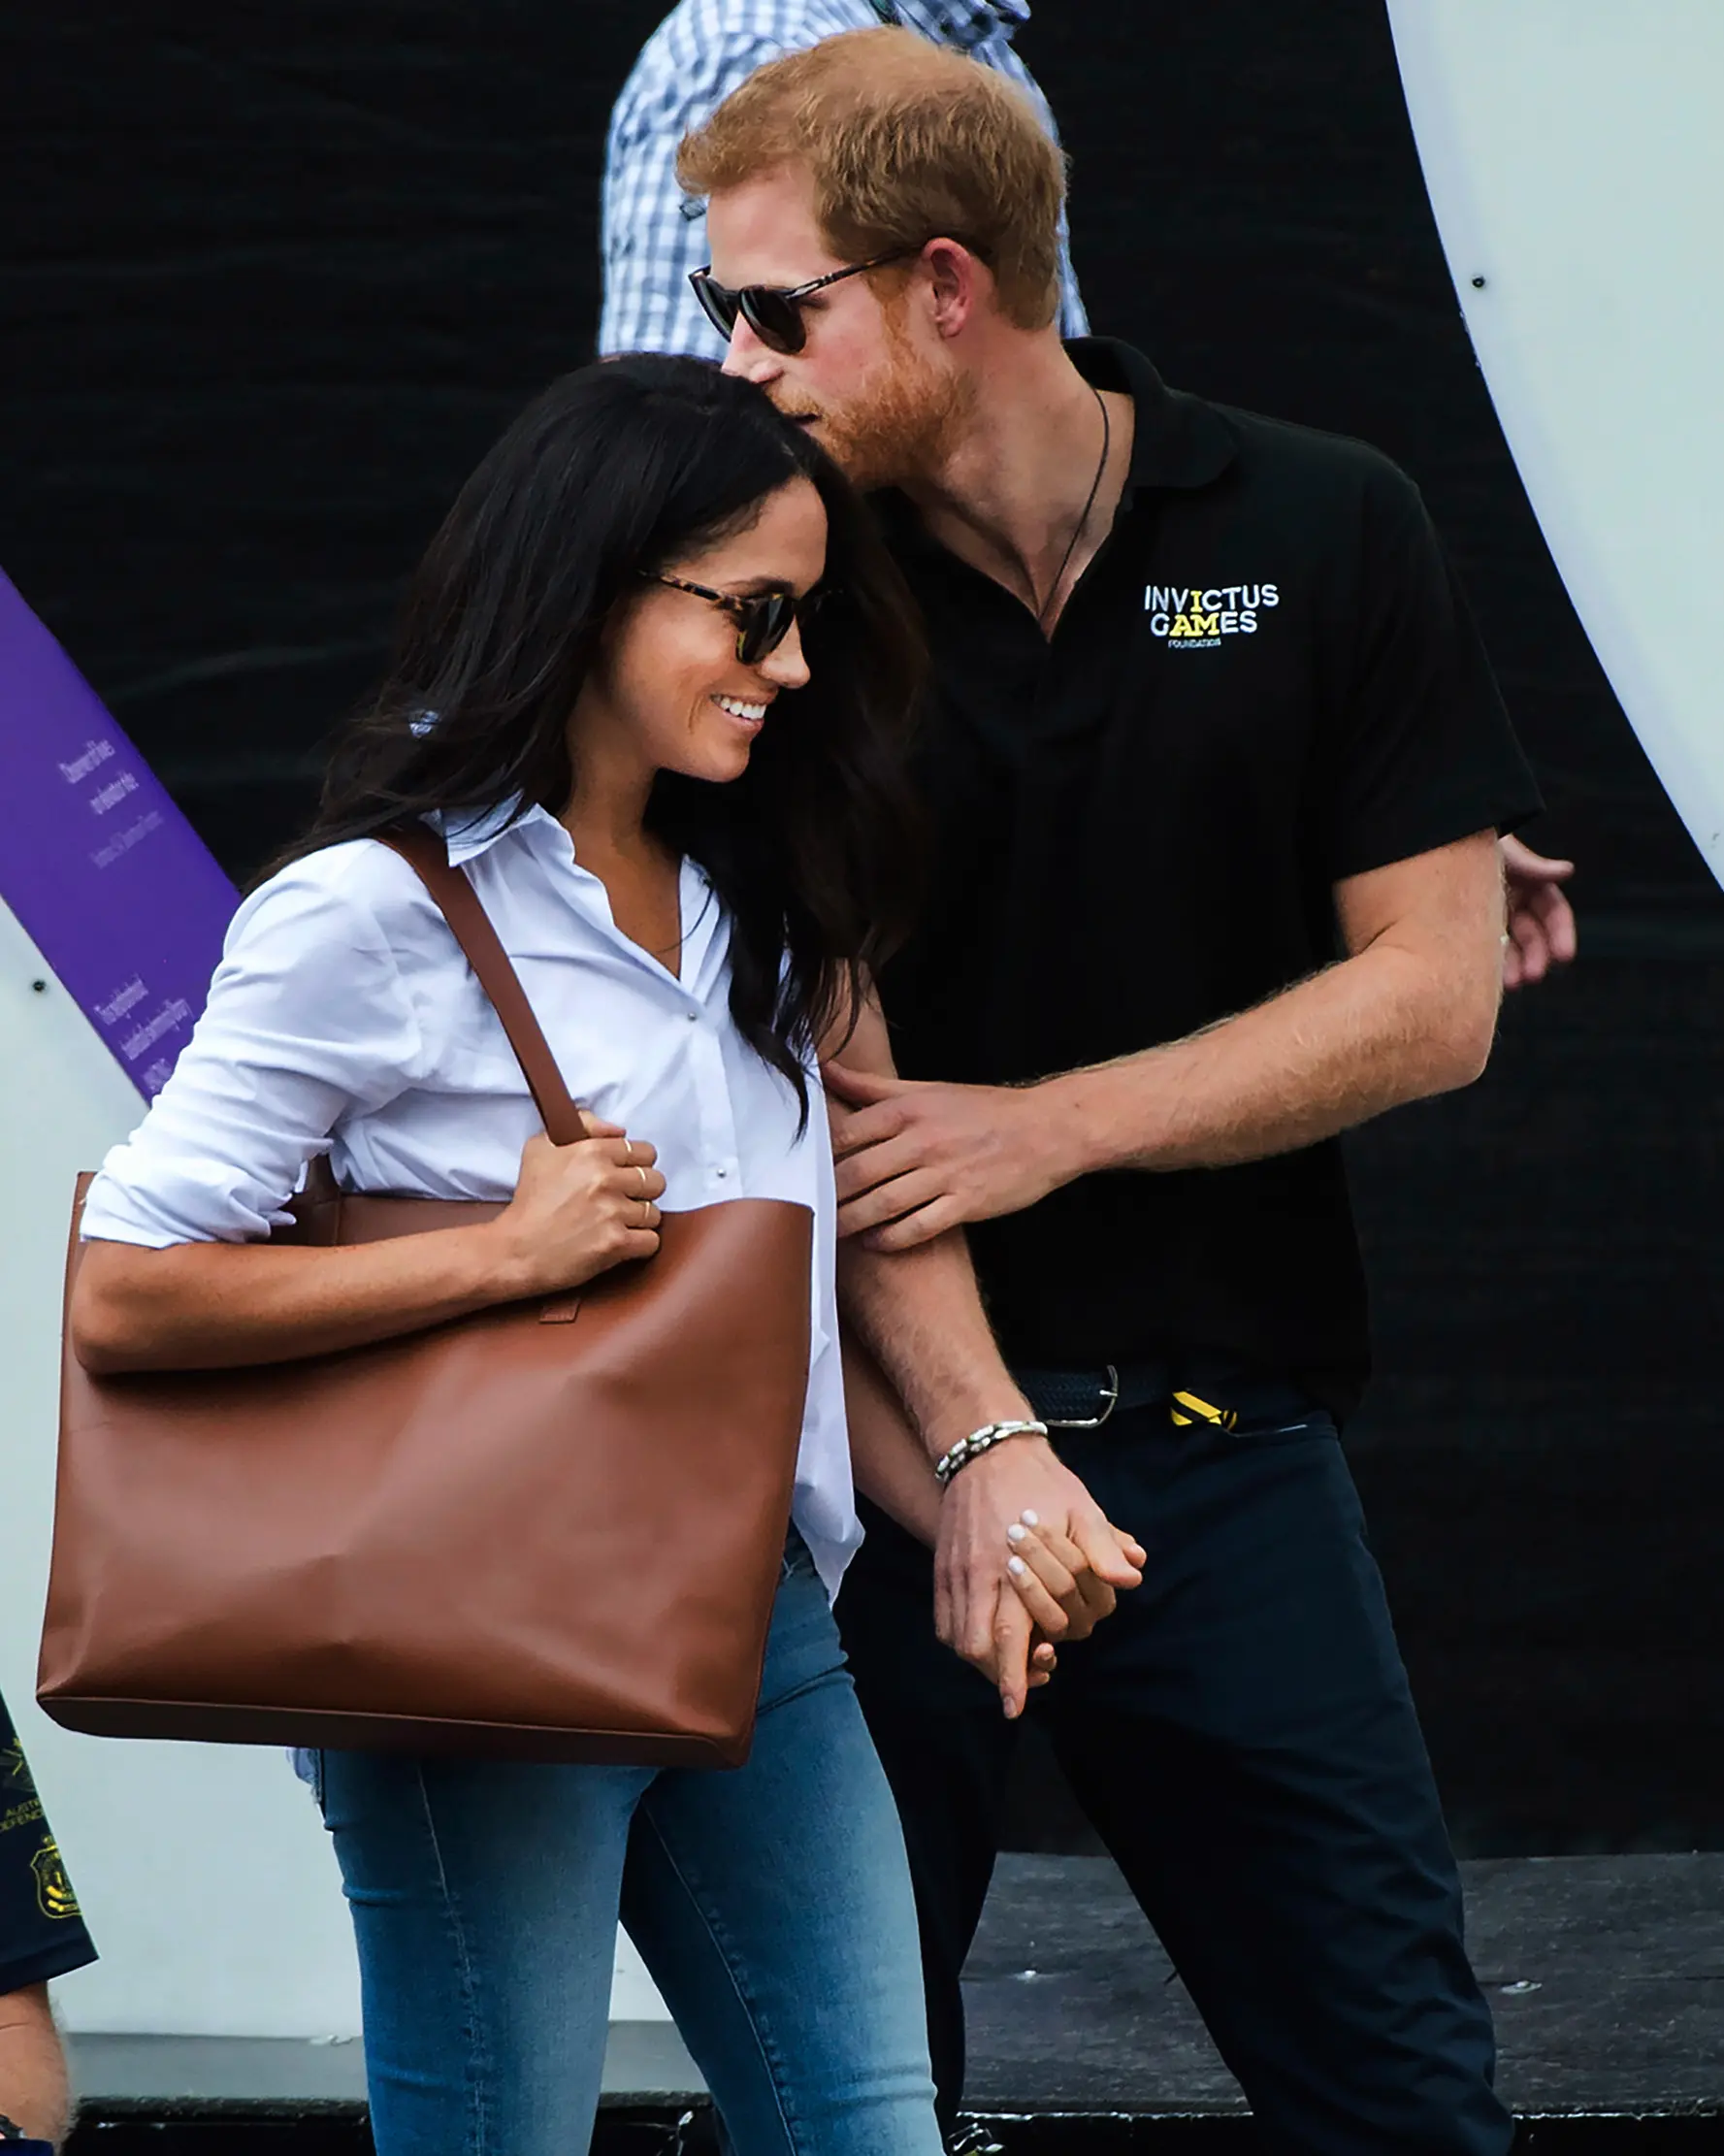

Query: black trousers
(835, 1390), (1513, 2155)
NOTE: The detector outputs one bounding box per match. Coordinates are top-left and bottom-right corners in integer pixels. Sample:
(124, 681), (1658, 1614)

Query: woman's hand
(488, 1127), (667, 1296)
(74, 1117), (669, 1376)
(1500, 833), (1578, 990)
(1001, 1509), (1146, 1649)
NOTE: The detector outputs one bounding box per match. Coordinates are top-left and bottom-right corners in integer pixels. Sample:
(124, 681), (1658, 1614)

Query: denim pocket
(780, 1526), (815, 1582)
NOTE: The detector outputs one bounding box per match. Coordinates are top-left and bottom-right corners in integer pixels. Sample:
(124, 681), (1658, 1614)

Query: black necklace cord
(1035, 378), (1112, 628)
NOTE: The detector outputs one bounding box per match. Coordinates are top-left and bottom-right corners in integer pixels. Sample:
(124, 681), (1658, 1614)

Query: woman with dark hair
(69, 355), (947, 2156)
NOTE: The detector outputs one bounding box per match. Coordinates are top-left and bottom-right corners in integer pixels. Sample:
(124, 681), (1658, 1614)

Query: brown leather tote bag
(38, 829), (812, 1768)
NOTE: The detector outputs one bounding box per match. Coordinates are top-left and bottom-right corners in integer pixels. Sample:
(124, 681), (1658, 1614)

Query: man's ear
(921, 238), (983, 340)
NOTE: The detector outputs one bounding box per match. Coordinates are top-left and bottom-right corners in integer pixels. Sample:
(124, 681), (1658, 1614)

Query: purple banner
(0, 570), (238, 1098)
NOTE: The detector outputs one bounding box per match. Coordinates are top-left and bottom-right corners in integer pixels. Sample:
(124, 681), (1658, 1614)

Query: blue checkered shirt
(600, 0), (1088, 357)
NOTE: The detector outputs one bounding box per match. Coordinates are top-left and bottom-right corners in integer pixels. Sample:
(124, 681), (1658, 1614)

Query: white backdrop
(0, 896), (669, 2032)
(1388, 0), (1724, 890)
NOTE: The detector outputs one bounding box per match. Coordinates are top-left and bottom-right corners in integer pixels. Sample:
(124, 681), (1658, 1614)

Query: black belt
(1015, 1361), (1312, 1434)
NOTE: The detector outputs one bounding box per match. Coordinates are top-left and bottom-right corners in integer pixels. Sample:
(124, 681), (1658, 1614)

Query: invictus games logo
(1145, 582), (1279, 647)
(32, 1837), (80, 1921)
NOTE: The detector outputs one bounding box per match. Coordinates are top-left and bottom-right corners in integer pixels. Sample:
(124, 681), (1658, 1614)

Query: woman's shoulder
(228, 833), (444, 955)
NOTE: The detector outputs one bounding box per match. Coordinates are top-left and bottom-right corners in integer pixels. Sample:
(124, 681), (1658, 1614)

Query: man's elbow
(1419, 969), (1503, 1094)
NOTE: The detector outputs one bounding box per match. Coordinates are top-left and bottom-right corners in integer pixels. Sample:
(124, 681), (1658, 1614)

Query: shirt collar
(428, 798), (551, 867)
(872, 340), (1238, 566)
(407, 713), (552, 869)
(1064, 338), (1239, 499)
(880, 0), (1029, 50)
(425, 802), (724, 992)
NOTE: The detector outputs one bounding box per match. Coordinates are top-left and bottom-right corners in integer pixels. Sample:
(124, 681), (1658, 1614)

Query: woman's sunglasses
(688, 248), (920, 356)
(643, 572), (826, 665)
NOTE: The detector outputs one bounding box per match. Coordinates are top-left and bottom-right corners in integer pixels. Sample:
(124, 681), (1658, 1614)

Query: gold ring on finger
(635, 1163), (650, 1196)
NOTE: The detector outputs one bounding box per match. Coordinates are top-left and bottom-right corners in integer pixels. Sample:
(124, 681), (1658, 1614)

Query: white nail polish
(1020, 1509), (1039, 1528)
(1008, 1555), (1027, 1576)
(1006, 1522), (1026, 1544)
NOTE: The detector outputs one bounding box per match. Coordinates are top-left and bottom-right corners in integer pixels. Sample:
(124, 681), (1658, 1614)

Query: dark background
(4, 1), (1720, 1851)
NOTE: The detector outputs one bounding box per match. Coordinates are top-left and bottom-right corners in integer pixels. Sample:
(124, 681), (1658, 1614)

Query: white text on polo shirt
(1143, 584), (1279, 645)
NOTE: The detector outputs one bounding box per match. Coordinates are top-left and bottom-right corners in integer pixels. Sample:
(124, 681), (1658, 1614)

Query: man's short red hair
(677, 27), (1066, 332)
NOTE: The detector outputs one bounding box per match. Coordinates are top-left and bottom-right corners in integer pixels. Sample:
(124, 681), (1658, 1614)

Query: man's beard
(802, 312), (974, 491)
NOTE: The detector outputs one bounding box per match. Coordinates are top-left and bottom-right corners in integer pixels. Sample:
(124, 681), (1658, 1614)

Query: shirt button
(715, 1167), (729, 1180)
(685, 1010), (698, 1023)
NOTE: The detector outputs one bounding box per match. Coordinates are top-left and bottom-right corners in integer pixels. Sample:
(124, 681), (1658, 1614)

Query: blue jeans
(314, 1537), (942, 2156)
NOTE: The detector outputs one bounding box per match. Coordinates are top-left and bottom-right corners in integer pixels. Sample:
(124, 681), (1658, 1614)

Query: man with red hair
(674, 29), (1546, 2154)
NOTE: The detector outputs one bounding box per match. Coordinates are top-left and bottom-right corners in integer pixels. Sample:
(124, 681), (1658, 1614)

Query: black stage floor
(64, 1854), (1724, 2151)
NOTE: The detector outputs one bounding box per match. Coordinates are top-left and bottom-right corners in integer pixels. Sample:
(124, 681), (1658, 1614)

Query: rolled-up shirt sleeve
(81, 856), (426, 1248)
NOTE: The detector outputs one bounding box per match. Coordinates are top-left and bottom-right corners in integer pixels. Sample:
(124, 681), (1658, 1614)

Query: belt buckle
(1043, 1363), (1120, 1430)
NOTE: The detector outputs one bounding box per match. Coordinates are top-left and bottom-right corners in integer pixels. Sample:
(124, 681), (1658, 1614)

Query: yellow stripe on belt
(1170, 1389), (1239, 1431)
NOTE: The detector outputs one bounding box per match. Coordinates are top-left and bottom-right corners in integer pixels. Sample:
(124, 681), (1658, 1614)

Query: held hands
(489, 1116), (667, 1297)
(1003, 1509), (1135, 1650)
(826, 1062), (1072, 1254)
(935, 1434), (1145, 1720)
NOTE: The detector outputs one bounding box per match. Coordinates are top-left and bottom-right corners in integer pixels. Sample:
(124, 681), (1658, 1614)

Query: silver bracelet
(933, 1418), (1049, 1487)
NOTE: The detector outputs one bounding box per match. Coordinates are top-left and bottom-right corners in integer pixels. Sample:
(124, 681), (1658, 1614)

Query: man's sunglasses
(689, 248), (921, 355)
(643, 572), (825, 665)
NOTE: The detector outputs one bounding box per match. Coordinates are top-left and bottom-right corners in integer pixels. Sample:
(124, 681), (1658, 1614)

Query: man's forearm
(838, 1228), (1031, 1463)
(841, 1328), (943, 1546)
(1047, 934), (1500, 1178)
(0, 1983), (71, 2147)
(829, 829), (1508, 1255)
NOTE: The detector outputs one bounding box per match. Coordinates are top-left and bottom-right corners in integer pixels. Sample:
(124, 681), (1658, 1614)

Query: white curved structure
(1389, 1), (1724, 888)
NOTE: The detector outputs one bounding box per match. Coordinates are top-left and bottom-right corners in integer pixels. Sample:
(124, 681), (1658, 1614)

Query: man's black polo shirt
(875, 338), (1542, 1418)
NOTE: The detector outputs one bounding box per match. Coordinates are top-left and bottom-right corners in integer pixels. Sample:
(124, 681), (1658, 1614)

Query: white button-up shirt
(82, 803), (861, 1597)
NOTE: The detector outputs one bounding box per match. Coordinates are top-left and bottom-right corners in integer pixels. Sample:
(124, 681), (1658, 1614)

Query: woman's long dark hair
(277, 355), (925, 1120)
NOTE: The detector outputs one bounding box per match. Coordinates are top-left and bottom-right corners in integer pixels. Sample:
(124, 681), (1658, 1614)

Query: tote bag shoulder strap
(378, 826), (588, 1148)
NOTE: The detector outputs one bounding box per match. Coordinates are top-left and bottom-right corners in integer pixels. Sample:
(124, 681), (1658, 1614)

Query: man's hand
(827, 1062), (1074, 1251)
(1501, 833), (1577, 990)
(935, 1435), (1144, 1719)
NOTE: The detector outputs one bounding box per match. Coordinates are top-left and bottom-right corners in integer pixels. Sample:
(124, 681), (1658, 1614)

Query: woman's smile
(712, 691), (770, 733)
